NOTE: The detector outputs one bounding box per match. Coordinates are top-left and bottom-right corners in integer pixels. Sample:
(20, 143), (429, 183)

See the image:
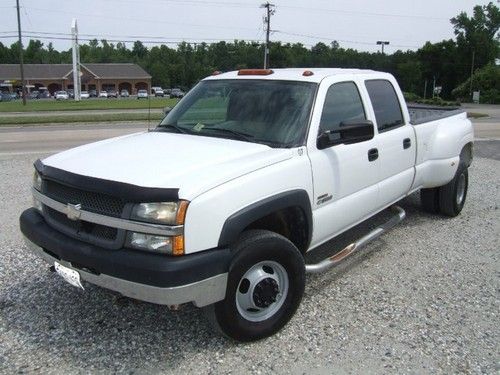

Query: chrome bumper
(24, 236), (227, 307)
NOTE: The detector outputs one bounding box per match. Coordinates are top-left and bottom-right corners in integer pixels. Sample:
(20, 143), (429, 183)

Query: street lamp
(376, 41), (390, 54)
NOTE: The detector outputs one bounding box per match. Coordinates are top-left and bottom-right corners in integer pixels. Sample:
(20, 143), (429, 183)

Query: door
(307, 79), (380, 247)
(364, 79), (416, 207)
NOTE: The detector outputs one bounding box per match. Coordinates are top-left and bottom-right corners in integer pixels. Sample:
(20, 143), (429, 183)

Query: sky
(0, 0), (494, 54)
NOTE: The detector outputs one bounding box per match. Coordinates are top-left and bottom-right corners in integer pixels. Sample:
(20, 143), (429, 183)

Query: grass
(0, 112), (164, 126)
(467, 112), (489, 119)
(0, 97), (179, 112)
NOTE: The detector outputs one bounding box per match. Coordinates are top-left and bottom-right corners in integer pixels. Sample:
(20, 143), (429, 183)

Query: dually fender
(217, 189), (313, 249)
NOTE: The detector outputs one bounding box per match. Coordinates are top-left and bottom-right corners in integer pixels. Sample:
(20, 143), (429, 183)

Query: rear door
(307, 77), (380, 247)
(364, 79), (416, 207)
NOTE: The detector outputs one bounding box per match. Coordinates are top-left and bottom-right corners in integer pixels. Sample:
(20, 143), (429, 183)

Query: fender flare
(217, 189), (313, 249)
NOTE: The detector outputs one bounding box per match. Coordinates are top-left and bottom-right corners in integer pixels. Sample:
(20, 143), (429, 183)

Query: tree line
(0, 2), (498, 102)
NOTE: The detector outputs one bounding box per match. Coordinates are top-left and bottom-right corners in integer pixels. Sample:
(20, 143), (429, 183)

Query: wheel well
(243, 207), (309, 254)
(460, 142), (473, 167)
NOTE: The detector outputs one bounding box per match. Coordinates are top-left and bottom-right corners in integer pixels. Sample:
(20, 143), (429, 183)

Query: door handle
(403, 138), (411, 149)
(368, 148), (378, 161)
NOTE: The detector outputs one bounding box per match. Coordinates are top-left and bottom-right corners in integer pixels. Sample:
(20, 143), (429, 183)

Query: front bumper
(20, 208), (231, 307)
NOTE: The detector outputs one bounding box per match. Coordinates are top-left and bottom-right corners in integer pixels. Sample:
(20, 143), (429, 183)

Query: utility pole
(376, 40), (390, 55)
(469, 50), (475, 98)
(16, 0), (26, 105)
(261, 2), (275, 69)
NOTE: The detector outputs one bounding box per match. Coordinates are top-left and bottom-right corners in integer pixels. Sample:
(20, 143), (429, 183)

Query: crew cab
(20, 68), (473, 342)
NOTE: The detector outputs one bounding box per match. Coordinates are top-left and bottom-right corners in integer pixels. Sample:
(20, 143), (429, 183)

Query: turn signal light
(173, 235), (185, 256)
(238, 69), (274, 76)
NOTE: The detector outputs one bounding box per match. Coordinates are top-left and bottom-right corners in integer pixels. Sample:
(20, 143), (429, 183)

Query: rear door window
(365, 80), (404, 132)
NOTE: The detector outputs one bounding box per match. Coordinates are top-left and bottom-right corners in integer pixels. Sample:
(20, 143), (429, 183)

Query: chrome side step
(305, 206), (406, 274)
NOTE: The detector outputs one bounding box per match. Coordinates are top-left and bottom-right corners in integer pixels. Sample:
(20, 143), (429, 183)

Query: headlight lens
(131, 201), (188, 225)
(127, 232), (173, 254)
(33, 171), (42, 191)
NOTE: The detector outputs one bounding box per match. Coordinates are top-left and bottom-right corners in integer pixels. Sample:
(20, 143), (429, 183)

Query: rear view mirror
(317, 120), (374, 149)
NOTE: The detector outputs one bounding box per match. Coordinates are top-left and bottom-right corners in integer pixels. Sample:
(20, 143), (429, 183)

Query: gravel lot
(0, 145), (498, 374)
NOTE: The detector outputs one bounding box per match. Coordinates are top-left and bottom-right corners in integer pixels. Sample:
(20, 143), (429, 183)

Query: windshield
(157, 79), (317, 148)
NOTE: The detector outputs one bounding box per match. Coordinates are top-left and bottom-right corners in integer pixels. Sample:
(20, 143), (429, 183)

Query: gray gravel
(0, 147), (498, 374)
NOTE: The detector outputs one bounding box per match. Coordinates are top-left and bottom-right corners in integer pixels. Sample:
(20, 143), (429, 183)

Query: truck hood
(42, 131), (294, 200)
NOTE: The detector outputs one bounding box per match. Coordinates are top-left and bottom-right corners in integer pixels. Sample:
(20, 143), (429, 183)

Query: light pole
(376, 41), (390, 55)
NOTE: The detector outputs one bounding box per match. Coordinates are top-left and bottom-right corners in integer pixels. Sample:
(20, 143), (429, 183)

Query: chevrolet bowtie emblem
(66, 203), (82, 221)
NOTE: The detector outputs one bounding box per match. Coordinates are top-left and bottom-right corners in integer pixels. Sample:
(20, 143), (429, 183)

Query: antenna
(71, 18), (81, 101)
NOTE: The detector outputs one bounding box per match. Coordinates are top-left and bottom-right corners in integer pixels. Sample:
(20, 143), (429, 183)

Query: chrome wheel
(456, 173), (466, 205)
(236, 261), (289, 322)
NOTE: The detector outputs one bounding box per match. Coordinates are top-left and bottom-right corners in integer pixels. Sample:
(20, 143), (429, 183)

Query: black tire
(205, 230), (305, 342)
(420, 187), (440, 214)
(438, 164), (469, 217)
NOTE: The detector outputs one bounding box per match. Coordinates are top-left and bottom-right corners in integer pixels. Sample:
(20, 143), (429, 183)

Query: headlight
(127, 232), (173, 254)
(126, 232), (184, 256)
(33, 170), (42, 191)
(131, 201), (188, 225)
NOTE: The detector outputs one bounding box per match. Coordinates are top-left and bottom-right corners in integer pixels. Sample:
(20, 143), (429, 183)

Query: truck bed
(408, 104), (465, 125)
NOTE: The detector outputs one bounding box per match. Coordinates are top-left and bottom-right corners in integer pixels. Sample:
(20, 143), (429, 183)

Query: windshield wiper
(156, 124), (189, 134)
(201, 127), (254, 142)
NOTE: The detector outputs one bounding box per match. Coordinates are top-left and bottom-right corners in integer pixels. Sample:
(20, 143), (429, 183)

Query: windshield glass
(157, 79), (317, 147)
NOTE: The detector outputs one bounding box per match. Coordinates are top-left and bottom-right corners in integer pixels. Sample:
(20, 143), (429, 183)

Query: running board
(305, 205), (406, 274)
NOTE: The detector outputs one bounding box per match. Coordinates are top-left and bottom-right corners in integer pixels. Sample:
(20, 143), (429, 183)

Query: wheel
(420, 187), (440, 214)
(206, 230), (305, 342)
(439, 164), (469, 217)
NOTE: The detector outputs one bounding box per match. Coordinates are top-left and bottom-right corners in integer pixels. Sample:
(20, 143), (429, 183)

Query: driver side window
(319, 82), (366, 133)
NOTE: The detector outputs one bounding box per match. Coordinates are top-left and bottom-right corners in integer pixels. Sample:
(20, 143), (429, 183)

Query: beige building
(0, 63), (151, 95)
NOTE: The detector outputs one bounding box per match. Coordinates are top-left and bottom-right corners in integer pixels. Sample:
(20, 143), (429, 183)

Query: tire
(420, 187), (440, 214)
(438, 163), (468, 217)
(206, 230), (305, 342)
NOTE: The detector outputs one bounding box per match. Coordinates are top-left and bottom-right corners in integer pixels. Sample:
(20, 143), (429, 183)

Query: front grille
(45, 206), (118, 243)
(44, 180), (125, 217)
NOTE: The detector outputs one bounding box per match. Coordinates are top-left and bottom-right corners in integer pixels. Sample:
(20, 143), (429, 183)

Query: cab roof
(203, 68), (382, 83)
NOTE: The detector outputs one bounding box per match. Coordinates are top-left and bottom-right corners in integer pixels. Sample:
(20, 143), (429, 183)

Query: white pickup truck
(20, 68), (474, 341)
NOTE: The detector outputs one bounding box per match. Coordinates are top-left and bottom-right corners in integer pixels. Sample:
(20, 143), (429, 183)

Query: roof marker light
(238, 69), (274, 76)
(212, 71), (222, 75)
(303, 70), (314, 76)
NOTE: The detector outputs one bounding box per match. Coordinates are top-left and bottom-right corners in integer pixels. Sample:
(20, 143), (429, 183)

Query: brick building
(0, 63), (151, 95)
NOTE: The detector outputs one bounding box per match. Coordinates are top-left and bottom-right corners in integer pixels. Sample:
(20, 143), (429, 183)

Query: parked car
(39, 90), (51, 99)
(164, 88), (172, 96)
(137, 89), (148, 99)
(107, 90), (118, 98)
(120, 89), (130, 98)
(67, 89), (75, 99)
(80, 91), (90, 99)
(29, 91), (40, 99)
(152, 87), (165, 97)
(55, 91), (69, 100)
(0, 91), (13, 102)
(20, 68), (473, 342)
(99, 91), (108, 98)
(89, 90), (98, 98)
(170, 88), (185, 98)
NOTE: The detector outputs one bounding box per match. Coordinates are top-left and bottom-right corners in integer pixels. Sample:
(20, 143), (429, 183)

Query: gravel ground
(0, 149), (498, 374)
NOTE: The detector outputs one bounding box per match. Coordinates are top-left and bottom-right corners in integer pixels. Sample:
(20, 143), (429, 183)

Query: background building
(0, 63), (151, 95)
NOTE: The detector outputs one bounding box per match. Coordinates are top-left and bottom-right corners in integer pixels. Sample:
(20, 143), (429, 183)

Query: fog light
(127, 232), (173, 254)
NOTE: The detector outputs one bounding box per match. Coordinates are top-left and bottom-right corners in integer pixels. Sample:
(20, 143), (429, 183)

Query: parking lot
(0, 135), (498, 373)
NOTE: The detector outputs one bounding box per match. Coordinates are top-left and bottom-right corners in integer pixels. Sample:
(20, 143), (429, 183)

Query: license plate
(54, 262), (84, 290)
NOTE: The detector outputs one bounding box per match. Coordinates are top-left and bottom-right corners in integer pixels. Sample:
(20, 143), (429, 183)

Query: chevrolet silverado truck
(20, 68), (474, 342)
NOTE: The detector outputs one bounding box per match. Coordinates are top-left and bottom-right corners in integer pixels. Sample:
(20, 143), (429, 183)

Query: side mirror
(163, 106), (172, 115)
(317, 120), (374, 149)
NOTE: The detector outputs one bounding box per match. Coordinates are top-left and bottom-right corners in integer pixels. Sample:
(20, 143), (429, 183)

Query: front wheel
(206, 230), (305, 342)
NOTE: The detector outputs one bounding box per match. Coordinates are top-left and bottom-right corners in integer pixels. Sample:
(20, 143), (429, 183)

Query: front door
(307, 79), (380, 248)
